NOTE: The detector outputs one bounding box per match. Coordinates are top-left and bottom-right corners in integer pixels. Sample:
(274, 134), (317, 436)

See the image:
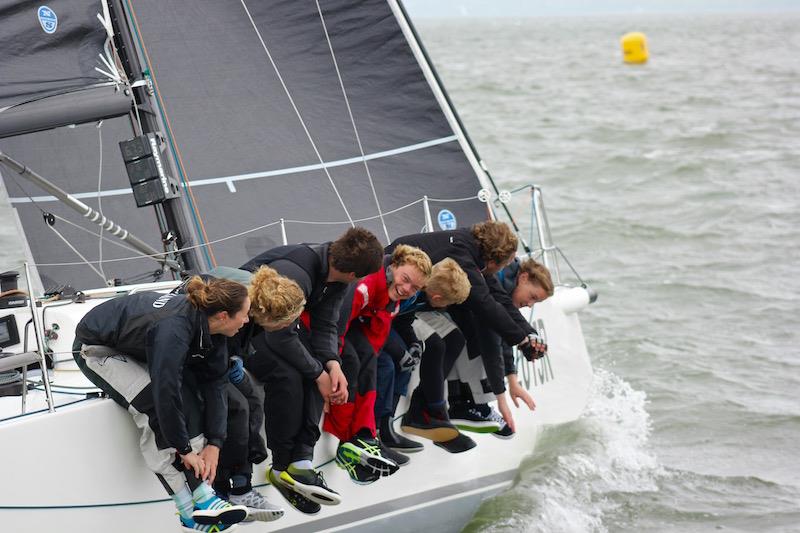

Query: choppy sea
(1, 10), (798, 533)
(411, 12), (800, 533)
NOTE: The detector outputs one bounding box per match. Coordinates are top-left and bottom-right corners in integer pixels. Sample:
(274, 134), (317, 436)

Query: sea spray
(464, 370), (660, 533)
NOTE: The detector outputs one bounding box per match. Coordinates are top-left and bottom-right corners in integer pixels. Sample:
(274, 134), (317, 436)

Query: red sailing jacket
(339, 266), (399, 355)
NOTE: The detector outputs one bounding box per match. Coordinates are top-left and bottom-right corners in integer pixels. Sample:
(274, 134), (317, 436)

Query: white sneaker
(228, 489), (285, 522)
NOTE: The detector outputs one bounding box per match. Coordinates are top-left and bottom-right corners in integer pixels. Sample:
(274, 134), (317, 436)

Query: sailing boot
(378, 414), (423, 453)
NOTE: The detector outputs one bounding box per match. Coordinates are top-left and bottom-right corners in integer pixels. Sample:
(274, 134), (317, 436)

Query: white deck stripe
(7, 135), (459, 204)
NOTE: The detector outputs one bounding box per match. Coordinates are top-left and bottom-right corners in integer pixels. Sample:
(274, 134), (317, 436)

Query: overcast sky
(402, 0), (800, 17)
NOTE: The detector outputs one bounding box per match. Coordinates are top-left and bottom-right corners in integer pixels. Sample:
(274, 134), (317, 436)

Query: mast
(388, 0), (531, 252)
(106, 0), (202, 273)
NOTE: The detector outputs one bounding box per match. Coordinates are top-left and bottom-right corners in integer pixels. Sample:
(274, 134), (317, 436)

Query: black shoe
(434, 432), (477, 454)
(267, 468), (326, 515)
(401, 401), (459, 442)
(448, 403), (501, 434)
(378, 415), (424, 453)
(378, 439), (410, 467)
(491, 408), (515, 440)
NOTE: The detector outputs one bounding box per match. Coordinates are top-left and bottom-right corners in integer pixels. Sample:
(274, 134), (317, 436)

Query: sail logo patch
(37, 6), (57, 34)
(437, 209), (457, 230)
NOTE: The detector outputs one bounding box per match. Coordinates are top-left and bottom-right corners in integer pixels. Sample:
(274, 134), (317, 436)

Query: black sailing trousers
(246, 326), (323, 472)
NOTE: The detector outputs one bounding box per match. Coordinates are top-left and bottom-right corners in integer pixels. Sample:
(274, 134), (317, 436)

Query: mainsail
(0, 0), (491, 290)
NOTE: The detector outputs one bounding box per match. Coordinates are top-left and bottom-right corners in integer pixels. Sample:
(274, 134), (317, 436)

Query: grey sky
(401, 0), (800, 18)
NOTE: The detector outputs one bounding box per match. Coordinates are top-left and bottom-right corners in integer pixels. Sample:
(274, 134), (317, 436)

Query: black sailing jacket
(241, 243), (347, 380)
(75, 292), (229, 451)
(387, 230), (535, 394)
(386, 229), (530, 346)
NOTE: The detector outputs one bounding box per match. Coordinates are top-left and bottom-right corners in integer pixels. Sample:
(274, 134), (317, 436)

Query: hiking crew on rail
(72, 222), (555, 529)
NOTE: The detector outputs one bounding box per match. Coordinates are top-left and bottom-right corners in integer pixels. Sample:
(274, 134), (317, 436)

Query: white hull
(0, 284), (592, 532)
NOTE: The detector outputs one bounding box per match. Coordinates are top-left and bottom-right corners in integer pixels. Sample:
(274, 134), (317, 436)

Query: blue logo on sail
(437, 209), (457, 230)
(38, 6), (57, 34)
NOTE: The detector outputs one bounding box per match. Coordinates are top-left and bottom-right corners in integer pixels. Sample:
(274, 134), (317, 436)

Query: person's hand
(495, 393), (516, 433)
(508, 374), (536, 411)
(316, 370), (333, 413)
(326, 361), (348, 405)
(398, 340), (425, 372)
(179, 451), (205, 480)
(518, 333), (547, 361)
(199, 444), (220, 484)
(228, 356), (245, 384)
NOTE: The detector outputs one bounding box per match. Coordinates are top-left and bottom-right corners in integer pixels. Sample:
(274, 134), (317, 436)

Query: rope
(46, 225), (107, 283)
(315, 0), (389, 242)
(238, 0), (355, 227)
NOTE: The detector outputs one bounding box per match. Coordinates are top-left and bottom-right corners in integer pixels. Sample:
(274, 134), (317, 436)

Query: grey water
(410, 12), (800, 533)
(1, 10), (799, 533)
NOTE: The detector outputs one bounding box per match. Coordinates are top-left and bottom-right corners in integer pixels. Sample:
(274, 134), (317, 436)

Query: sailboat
(0, 1), (596, 532)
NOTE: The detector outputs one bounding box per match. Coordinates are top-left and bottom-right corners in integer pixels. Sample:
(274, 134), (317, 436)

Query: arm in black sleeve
(486, 274), (535, 336)
(464, 270), (528, 347)
(502, 342), (516, 376)
(146, 316), (193, 452)
(197, 338), (229, 448)
(258, 324), (324, 381)
(309, 283), (345, 366)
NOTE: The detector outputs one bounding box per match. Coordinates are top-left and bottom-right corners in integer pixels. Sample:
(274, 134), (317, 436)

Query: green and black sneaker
(336, 434), (399, 480)
(279, 465), (341, 506)
(267, 468), (321, 515)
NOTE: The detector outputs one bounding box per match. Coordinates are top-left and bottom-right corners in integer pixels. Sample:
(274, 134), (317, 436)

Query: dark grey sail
(0, 0), (131, 137)
(1, 0), (491, 290)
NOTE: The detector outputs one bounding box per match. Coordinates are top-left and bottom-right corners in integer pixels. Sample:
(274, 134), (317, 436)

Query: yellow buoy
(621, 32), (648, 64)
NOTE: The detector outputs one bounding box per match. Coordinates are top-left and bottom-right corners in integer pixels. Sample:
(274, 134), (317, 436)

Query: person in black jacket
(447, 258), (553, 438)
(241, 227), (383, 515)
(386, 221), (546, 433)
(73, 277), (252, 533)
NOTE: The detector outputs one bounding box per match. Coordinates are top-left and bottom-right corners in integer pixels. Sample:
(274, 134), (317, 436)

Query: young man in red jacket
(324, 245), (432, 484)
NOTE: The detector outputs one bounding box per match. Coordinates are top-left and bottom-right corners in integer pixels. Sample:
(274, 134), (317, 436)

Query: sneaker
(336, 436), (399, 478)
(228, 489), (284, 522)
(192, 496), (248, 526)
(487, 408), (515, 439)
(180, 515), (239, 532)
(448, 403), (502, 434)
(378, 440), (410, 467)
(335, 455), (381, 485)
(267, 468), (321, 515)
(401, 401), (459, 442)
(281, 465), (342, 506)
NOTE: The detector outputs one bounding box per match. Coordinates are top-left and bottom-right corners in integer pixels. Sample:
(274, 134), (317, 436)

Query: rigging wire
(46, 225), (106, 283)
(238, 0), (355, 228)
(95, 121), (107, 280)
(314, 0), (389, 242)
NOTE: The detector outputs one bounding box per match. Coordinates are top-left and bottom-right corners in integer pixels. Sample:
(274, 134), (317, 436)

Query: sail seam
(239, 0), (355, 227)
(8, 136), (458, 204)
